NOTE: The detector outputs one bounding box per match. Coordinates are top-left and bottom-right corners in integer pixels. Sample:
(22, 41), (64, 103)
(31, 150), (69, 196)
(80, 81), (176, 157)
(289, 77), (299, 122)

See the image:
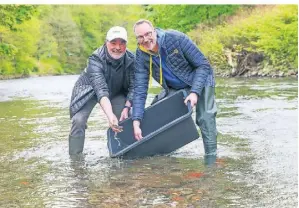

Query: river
(0, 75), (297, 208)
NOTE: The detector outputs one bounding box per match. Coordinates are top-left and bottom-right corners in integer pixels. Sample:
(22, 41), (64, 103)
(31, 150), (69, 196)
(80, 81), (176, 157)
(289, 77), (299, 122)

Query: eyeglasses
(136, 31), (153, 43)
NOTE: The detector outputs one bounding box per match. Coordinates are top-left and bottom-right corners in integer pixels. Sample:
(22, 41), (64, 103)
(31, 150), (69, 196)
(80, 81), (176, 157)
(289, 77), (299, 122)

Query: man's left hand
(184, 92), (198, 108)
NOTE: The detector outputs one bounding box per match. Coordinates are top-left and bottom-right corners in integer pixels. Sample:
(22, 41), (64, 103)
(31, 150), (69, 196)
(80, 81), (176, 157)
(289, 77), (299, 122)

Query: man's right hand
(133, 120), (143, 140)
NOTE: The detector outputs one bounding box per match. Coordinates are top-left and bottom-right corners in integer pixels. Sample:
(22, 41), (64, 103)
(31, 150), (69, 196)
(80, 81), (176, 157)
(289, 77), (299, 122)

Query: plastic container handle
(181, 90), (192, 111)
(187, 100), (192, 111)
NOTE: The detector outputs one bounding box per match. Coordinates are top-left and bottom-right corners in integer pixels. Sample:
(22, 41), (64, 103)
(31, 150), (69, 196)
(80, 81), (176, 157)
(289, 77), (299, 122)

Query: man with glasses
(132, 19), (217, 162)
(69, 26), (135, 155)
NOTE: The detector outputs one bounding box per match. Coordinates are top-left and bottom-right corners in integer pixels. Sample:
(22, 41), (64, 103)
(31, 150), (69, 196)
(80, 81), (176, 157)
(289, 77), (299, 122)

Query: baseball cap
(106, 26), (128, 42)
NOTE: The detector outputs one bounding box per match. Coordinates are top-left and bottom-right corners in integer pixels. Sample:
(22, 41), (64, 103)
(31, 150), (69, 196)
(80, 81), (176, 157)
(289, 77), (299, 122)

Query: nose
(143, 35), (151, 43)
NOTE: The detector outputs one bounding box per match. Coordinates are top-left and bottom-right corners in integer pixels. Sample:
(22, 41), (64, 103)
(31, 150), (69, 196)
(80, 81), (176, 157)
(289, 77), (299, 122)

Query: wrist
(123, 105), (131, 110)
(190, 91), (199, 97)
(133, 120), (140, 127)
(190, 92), (199, 99)
(106, 112), (114, 121)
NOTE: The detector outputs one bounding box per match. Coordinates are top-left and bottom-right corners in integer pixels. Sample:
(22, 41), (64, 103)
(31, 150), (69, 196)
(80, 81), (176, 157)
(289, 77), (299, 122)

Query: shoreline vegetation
(190, 5), (298, 78)
(0, 5), (297, 80)
(1, 70), (297, 81)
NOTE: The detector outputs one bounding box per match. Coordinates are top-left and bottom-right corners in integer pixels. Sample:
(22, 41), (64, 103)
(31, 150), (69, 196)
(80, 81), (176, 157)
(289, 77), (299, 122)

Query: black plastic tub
(107, 90), (199, 159)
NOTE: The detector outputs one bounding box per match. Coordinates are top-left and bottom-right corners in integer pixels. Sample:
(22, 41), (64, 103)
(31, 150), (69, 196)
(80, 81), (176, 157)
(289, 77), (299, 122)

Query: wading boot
(69, 135), (85, 155)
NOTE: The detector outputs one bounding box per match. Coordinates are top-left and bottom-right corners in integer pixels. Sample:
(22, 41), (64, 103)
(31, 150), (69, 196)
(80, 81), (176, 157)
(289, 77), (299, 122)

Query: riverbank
(191, 5), (298, 77)
(1, 69), (297, 80)
(214, 62), (298, 78)
(0, 73), (71, 80)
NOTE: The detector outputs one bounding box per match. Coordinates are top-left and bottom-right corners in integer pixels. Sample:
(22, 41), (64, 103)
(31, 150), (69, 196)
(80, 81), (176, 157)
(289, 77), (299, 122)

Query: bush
(192, 5), (298, 72)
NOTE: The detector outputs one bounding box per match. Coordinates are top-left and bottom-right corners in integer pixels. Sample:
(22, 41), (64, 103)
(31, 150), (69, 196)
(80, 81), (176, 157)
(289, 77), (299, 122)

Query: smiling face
(134, 22), (157, 52)
(106, 38), (127, 59)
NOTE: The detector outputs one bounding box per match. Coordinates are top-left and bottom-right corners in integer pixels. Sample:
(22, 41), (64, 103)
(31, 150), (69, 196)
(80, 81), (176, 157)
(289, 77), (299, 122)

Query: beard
(142, 39), (156, 51)
(108, 51), (125, 60)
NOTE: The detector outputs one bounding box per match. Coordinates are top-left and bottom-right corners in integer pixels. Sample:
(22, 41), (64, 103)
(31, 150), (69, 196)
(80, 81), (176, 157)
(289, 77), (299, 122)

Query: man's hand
(133, 120), (143, 140)
(108, 114), (122, 133)
(119, 108), (129, 122)
(184, 92), (198, 108)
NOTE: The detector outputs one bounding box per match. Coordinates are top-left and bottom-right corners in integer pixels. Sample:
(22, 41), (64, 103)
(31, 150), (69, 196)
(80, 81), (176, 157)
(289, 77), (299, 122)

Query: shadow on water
(0, 76), (297, 207)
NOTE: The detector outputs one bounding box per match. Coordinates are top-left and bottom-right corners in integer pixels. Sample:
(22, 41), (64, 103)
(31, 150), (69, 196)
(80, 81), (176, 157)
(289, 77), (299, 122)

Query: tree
(145, 5), (240, 33)
(0, 5), (37, 30)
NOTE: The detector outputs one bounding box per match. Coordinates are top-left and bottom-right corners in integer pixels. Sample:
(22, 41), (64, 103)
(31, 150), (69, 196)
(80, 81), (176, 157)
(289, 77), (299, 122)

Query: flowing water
(0, 75), (297, 208)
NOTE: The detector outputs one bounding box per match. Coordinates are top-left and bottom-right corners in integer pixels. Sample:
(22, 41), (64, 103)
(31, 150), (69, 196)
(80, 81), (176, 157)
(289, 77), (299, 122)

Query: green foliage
(36, 59), (63, 75)
(0, 5), (37, 30)
(70, 5), (144, 57)
(0, 59), (14, 75)
(193, 5), (298, 72)
(45, 6), (85, 73)
(0, 16), (41, 76)
(15, 57), (36, 75)
(146, 5), (240, 33)
(0, 5), (145, 77)
(250, 5), (298, 70)
(0, 43), (17, 56)
(0, 5), (296, 78)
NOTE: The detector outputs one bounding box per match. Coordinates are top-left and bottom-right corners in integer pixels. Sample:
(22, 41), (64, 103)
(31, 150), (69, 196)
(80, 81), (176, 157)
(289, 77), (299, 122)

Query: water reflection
(0, 99), (62, 154)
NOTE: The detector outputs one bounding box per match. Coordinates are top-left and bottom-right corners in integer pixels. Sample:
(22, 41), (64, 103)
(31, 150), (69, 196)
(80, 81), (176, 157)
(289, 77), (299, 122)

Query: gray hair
(133, 19), (154, 33)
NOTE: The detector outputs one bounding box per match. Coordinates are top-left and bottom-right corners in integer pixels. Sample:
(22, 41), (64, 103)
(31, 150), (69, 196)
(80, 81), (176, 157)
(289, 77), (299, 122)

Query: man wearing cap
(68, 26), (135, 155)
